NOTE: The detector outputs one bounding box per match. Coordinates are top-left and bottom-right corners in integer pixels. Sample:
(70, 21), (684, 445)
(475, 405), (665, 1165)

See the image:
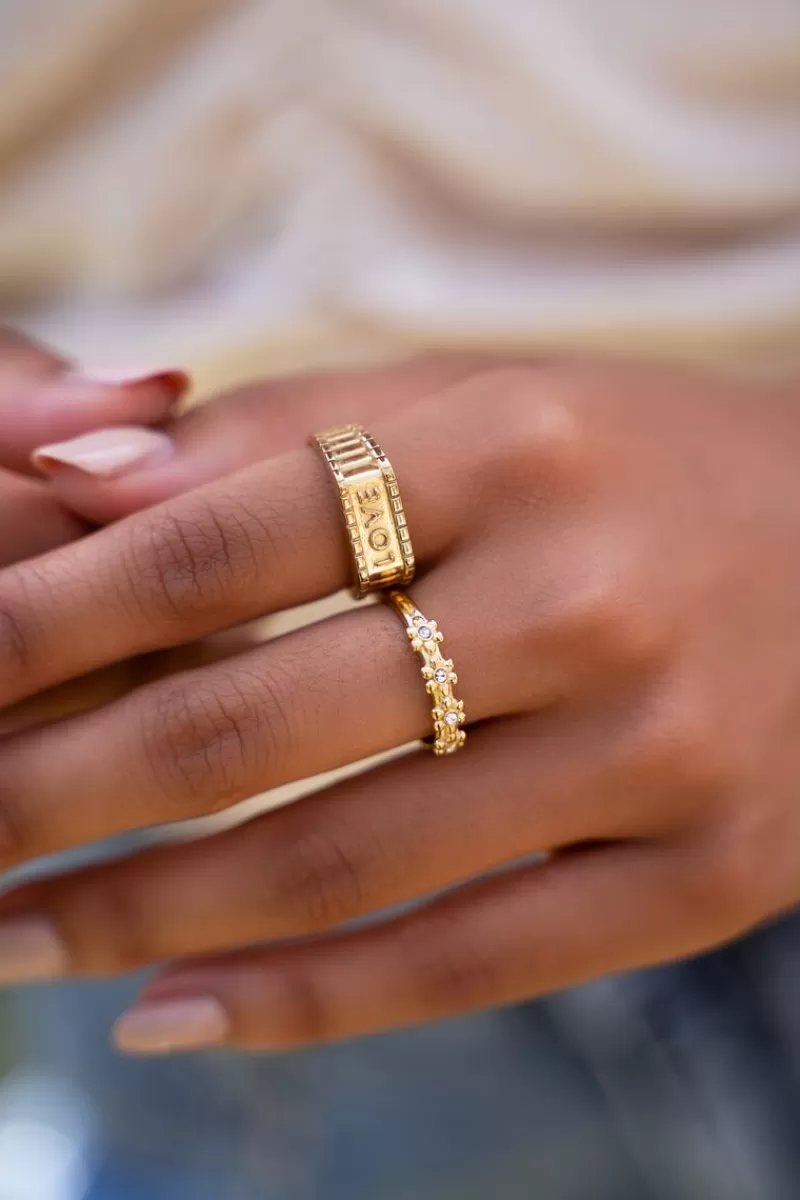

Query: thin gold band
(313, 424), (415, 598)
(387, 589), (466, 756)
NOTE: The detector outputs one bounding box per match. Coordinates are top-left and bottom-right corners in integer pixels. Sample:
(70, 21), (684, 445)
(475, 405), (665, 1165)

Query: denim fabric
(12, 909), (800, 1200)
(5, 834), (798, 1198)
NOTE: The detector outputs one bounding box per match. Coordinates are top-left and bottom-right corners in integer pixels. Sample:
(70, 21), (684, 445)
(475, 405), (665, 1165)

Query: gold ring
(313, 424), (415, 598)
(387, 589), (466, 756)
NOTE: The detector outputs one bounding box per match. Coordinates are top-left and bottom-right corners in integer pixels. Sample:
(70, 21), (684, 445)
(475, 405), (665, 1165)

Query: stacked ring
(314, 424), (465, 756)
(313, 424), (415, 598)
(387, 589), (467, 756)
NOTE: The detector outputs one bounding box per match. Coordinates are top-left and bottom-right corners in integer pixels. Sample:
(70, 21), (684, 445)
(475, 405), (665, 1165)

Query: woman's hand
(2, 358), (800, 1056)
(0, 326), (187, 564)
(0, 328), (188, 727)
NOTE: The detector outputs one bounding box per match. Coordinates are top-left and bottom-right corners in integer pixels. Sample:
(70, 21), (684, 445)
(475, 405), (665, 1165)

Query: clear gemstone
(434, 668), (448, 684)
(417, 625), (433, 641)
(444, 711), (459, 726)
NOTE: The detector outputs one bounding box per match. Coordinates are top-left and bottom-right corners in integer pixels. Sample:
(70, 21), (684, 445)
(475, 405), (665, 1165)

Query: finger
(0, 470), (85, 567)
(0, 712), (682, 982)
(0, 585), (504, 865)
(110, 840), (752, 1054)
(0, 380), (488, 708)
(0, 624), (264, 736)
(32, 356), (478, 524)
(0, 328), (188, 475)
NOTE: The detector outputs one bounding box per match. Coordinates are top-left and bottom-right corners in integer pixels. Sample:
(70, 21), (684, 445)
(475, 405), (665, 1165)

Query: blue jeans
(12, 908), (800, 1200)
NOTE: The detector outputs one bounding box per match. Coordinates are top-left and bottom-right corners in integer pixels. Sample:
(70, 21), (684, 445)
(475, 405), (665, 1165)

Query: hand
(0, 329), (188, 726)
(1, 358), (800, 1057)
(0, 326), (188, 563)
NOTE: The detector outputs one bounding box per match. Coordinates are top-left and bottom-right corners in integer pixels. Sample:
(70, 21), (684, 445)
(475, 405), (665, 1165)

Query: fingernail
(0, 917), (68, 984)
(113, 996), (230, 1055)
(32, 427), (173, 478)
(73, 367), (190, 395)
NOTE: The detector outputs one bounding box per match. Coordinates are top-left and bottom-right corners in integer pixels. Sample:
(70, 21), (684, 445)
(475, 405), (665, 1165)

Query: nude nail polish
(32, 427), (174, 478)
(113, 996), (231, 1055)
(0, 917), (68, 984)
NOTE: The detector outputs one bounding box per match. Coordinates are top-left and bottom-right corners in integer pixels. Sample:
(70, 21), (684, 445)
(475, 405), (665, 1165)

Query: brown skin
(0, 327), (96, 563)
(0, 330), (186, 726)
(3, 355), (800, 1053)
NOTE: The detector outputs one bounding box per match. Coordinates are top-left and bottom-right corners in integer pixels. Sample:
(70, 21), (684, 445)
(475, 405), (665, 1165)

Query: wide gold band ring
(313, 424), (415, 598)
(387, 589), (467, 756)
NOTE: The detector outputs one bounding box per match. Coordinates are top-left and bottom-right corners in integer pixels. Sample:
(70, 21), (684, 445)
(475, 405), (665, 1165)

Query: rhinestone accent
(388, 591), (466, 756)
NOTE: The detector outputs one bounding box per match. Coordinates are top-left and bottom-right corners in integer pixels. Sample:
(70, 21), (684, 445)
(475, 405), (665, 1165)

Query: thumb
(0, 327), (189, 475)
(31, 357), (475, 524)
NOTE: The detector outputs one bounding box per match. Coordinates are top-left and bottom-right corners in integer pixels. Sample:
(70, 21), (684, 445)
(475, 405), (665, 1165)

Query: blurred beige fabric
(1, 0), (799, 395)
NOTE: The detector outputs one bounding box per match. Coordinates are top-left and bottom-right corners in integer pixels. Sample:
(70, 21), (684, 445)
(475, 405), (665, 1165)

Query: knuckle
(272, 824), (367, 932)
(493, 368), (596, 500)
(124, 497), (268, 628)
(533, 567), (665, 678)
(61, 879), (152, 974)
(264, 965), (332, 1048)
(706, 845), (763, 925)
(400, 910), (499, 1015)
(560, 578), (631, 658)
(144, 672), (275, 816)
(618, 686), (735, 800)
(0, 783), (29, 866)
(682, 833), (768, 932)
(0, 589), (34, 681)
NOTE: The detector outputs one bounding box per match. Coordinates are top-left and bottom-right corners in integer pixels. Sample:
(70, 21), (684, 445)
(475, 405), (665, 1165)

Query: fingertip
(31, 426), (184, 525)
(32, 427), (174, 480)
(75, 366), (190, 393)
(38, 367), (191, 429)
(113, 995), (231, 1056)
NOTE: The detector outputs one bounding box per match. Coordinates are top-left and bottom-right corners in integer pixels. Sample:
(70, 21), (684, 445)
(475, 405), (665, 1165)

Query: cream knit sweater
(1, 0), (799, 391)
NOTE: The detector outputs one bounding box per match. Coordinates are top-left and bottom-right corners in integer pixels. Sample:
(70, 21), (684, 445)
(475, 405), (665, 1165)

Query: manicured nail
(32, 427), (173, 478)
(73, 367), (190, 395)
(0, 917), (68, 984)
(113, 996), (230, 1055)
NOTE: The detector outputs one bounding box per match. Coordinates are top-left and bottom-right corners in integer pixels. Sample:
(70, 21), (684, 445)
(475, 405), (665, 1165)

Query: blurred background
(1, 2), (800, 1197)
